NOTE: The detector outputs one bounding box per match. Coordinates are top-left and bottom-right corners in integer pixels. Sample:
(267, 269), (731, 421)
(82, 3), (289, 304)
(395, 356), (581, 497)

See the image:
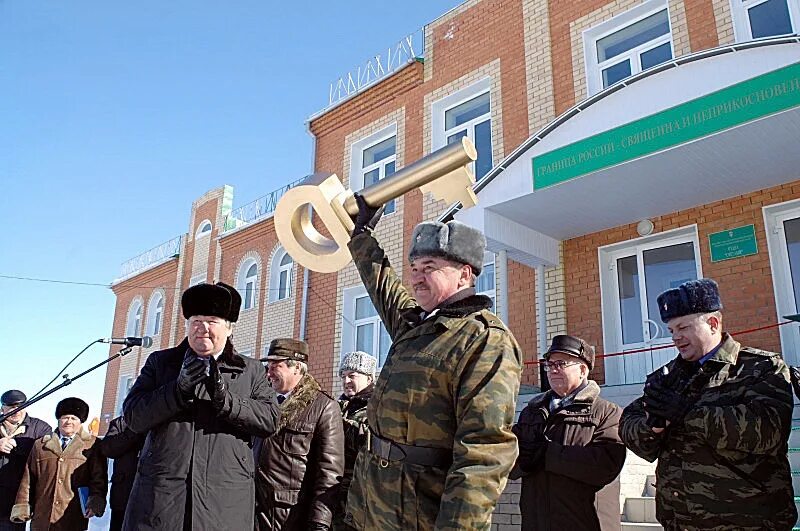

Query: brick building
(102, 0), (800, 528)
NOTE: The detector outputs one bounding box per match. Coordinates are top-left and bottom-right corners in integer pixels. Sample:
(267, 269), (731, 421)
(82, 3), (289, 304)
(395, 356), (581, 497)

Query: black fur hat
(55, 397), (89, 423)
(181, 282), (242, 323)
(657, 278), (722, 323)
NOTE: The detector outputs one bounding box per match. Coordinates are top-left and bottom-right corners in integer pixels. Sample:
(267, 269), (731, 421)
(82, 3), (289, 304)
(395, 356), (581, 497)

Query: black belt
(369, 430), (452, 469)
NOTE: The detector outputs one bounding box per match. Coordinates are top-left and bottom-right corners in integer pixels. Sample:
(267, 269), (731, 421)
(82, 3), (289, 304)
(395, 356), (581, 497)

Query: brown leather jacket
(510, 380), (626, 531)
(11, 429), (107, 530)
(254, 374), (344, 531)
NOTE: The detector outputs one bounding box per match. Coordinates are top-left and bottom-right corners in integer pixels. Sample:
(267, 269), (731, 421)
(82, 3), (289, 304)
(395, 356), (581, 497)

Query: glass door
(764, 203), (800, 366)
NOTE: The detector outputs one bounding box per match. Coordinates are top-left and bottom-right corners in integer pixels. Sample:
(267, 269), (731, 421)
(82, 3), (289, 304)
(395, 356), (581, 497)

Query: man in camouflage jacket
(620, 278), (796, 530)
(343, 196), (523, 531)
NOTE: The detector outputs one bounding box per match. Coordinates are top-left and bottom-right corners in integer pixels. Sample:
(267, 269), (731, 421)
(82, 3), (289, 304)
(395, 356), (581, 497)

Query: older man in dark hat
(343, 197), (523, 530)
(620, 278), (796, 530)
(253, 338), (343, 531)
(0, 390), (51, 530)
(122, 282), (281, 531)
(510, 335), (625, 531)
(12, 397), (107, 530)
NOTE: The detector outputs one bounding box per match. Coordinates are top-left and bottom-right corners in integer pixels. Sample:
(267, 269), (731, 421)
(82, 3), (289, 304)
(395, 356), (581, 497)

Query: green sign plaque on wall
(708, 224), (758, 262)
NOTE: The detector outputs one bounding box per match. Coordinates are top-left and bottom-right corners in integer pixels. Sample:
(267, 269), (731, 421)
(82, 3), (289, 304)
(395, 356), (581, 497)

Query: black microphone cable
(27, 339), (103, 403)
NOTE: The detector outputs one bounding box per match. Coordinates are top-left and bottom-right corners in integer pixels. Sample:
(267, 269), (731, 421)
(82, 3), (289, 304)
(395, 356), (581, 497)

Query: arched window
(269, 248), (294, 303)
(147, 292), (164, 336)
(238, 259), (259, 310)
(126, 299), (143, 337)
(195, 219), (212, 239)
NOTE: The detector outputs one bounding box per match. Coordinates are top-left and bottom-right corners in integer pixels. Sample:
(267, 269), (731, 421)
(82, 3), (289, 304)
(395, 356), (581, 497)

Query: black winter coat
(510, 381), (626, 531)
(100, 416), (145, 512)
(254, 374), (344, 531)
(0, 414), (52, 516)
(123, 338), (280, 531)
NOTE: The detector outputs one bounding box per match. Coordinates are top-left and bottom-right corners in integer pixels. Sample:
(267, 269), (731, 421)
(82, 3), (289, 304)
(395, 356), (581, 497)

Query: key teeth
(419, 167), (479, 209)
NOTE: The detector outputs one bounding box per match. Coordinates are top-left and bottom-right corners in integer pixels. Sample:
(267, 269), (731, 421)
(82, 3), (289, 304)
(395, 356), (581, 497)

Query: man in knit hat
(343, 195), (522, 530)
(620, 278), (796, 530)
(332, 351), (377, 530)
(123, 282), (280, 531)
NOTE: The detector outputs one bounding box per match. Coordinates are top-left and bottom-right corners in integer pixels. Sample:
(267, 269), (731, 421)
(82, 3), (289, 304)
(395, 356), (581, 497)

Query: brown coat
(254, 374), (344, 531)
(510, 381), (626, 531)
(11, 429), (107, 531)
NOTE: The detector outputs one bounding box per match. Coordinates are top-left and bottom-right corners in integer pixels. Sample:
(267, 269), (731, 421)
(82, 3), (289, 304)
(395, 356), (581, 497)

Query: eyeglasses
(542, 360), (582, 372)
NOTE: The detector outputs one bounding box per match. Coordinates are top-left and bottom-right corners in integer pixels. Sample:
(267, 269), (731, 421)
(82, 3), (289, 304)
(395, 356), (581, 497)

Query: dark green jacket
(620, 334), (797, 530)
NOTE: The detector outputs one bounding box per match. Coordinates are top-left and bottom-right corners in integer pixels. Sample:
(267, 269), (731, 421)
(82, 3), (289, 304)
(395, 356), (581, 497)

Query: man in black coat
(0, 390), (52, 531)
(100, 415), (145, 531)
(123, 282), (281, 531)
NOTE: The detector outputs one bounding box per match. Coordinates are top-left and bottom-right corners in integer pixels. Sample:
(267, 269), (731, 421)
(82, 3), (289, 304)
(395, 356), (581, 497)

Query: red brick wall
(506, 259), (539, 385)
(685, 0), (720, 51)
(565, 181), (800, 384)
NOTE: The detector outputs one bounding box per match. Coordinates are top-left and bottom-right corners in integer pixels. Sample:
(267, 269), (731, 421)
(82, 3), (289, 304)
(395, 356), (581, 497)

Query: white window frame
(195, 219), (213, 239)
(349, 124), (398, 215)
(476, 252), (496, 306)
(583, 0), (674, 96)
(731, 0), (800, 41)
(115, 375), (134, 416)
(598, 225), (702, 385)
(341, 285), (391, 368)
(269, 248), (294, 303)
(189, 274), (206, 287)
(126, 298), (143, 337)
(146, 291), (164, 336)
(238, 258), (259, 311)
(431, 77), (493, 180)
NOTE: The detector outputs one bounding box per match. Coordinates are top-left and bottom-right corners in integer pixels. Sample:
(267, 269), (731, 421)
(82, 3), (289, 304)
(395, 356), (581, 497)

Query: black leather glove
(177, 356), (207, 402)
(643, 379), (693, 425)
(351, 193), (385, 237)
(307, 523), (330, 531)
(791, 366), (800, 401)
(207, 357), (230, 415)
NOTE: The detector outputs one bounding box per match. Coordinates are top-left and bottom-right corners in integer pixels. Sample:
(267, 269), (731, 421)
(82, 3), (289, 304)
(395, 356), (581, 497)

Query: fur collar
(279, 373), (322, 429)
(339, 383), (373, 414)
(42, 428), (93, 454)
(401, 292), (493, 325)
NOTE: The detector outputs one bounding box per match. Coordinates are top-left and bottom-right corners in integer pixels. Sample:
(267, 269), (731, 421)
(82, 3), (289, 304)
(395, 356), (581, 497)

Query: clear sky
(0, 1), (463, 425)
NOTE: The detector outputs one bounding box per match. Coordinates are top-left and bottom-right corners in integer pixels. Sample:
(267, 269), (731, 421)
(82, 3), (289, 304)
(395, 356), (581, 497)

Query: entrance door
(765, 202), (800, 366)
(600, 227), (702, 385)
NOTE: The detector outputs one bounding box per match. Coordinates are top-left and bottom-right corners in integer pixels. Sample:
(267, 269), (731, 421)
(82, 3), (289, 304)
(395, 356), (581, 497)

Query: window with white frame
(584, 0), (674, 95)
(146, 292), (164, 336)
(269, 248), (294, 303)
(341, 286), (392, 367)
(115, 375), (134, 415)
(195, 219), (212, 239)
(432, 78), (493, 180)
(238, 259), (259, 311)
(126, 299), (143, 337)
(731, 0), (800, 41)
(189, 274), (206, 287)
(475, 252), (496, 309)
(350, 126), (397, 215)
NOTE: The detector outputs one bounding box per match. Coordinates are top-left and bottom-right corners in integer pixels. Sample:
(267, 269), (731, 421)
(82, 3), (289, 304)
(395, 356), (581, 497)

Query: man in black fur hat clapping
(122, 282), (281, 531)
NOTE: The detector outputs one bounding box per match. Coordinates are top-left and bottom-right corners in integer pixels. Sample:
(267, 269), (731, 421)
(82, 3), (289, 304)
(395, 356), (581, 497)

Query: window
(195, 219), (212, 239)
(732, 0), (799, 41)
(475, 252), (496, 309)
(599, 227), (701, 384)
(126, 299), (143, 337)
(146, 292), (164, 336)
(115, 375), (134, 415)
(342, 286), (392, 367)
(584, 1), (674, 95)
(432, 78), (493, 180)
(269, 248), (294, 303)
(351, 127), (398, 215)
(238, 259), (259, 310)
(189, 274), (206, 287)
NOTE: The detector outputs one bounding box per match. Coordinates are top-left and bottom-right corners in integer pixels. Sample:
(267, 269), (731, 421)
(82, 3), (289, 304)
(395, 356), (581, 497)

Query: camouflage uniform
(344, 232), (523, 531)
(620, 333), (797, 530)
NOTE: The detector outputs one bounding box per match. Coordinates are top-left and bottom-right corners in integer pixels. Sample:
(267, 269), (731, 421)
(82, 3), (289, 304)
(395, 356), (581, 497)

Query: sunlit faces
(0, 404), (25, 427)
(340, 370), (372, 398)
(408, 256), (472, 312)
(267, 360), (303, 394)
(188, 315), (232, 356)
(667, 312), (721, 362)
(545, 352), (589, 398)
(58, 414), (82, 438)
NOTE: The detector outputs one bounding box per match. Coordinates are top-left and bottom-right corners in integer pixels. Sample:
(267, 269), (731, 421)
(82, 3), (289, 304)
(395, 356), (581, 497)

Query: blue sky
(0, 1), (462, 424)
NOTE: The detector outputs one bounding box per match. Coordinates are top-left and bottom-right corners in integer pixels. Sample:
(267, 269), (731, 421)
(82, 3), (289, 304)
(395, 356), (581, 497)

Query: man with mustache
(342, 195), (523, 530)
(620, 278), (796, 530)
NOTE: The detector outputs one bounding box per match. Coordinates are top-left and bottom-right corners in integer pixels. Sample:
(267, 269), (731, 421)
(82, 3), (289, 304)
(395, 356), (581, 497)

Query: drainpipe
(497, 250), (508, 323)
(536, 264), (547, 355)
(299, 122), (316, 340)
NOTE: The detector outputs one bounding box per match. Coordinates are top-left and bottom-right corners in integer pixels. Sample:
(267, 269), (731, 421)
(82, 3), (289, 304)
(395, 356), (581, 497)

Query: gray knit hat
(408, 220), (486, 275)
(339, 351), (378, 378)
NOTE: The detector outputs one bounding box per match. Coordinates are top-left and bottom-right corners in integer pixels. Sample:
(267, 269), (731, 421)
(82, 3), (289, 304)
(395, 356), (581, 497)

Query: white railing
(222, 176), (308, 233)
(119, 235), (183, 279)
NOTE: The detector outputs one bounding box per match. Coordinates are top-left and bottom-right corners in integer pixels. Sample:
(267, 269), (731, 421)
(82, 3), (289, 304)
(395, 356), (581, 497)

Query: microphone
(100, 336), (153, 348)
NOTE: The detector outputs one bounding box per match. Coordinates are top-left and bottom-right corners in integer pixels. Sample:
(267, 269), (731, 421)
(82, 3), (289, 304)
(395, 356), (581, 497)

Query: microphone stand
(0, 345), (135, 424)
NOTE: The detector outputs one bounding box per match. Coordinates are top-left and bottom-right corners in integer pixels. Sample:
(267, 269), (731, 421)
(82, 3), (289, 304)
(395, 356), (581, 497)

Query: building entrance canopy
(455, 37), (800, 267)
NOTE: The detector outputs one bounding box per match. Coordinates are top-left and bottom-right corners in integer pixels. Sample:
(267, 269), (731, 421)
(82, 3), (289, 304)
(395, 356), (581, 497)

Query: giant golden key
(275, 137), (479, 273)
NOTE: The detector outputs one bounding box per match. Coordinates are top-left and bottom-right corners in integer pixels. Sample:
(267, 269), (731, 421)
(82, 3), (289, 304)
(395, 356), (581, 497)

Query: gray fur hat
(339, 351), (378, 378)
(408, 220), (486, 275)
